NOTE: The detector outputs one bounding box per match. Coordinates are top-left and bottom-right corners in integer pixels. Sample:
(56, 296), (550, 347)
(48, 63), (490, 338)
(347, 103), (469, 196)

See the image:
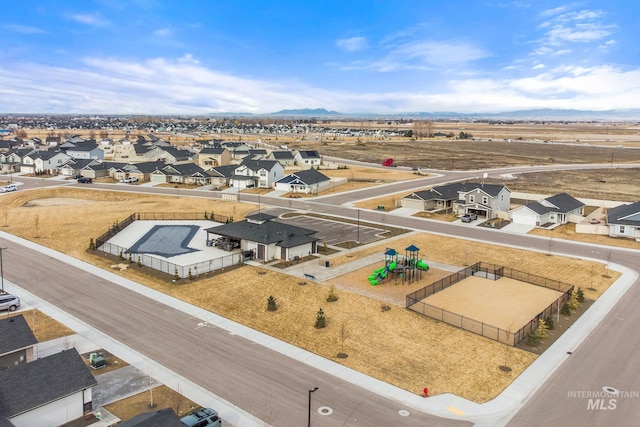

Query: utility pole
(0, 247), (6, 293)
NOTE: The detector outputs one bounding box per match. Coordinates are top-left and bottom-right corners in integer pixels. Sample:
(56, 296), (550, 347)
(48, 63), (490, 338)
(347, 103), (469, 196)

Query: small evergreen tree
(89, 238), (95, 251)
(204, 211), (209, 220)
(128, 253), (133, 263)
(561, 302), (571, 316)
(536, 318), (548, 340)
(267, 295), (277, 311)
(526, 331), (540, 346)
(174, 268), (179, 282)
(568, 290), (579, 309)
(544, 315), (555, 330)
(137, 256), (142, 267)
(577, 287), (585, 302)
(119, 250), (124, 261)
(188, 268), (193, 280)
(315, 308), (326, 329)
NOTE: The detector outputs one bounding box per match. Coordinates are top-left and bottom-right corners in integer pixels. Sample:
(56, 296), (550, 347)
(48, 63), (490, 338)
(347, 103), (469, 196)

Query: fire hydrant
(423, 387), (429, 398)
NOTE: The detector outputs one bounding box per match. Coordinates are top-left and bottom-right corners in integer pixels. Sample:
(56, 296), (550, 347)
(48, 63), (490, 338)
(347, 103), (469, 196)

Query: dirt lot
(419, 276), (562, 331)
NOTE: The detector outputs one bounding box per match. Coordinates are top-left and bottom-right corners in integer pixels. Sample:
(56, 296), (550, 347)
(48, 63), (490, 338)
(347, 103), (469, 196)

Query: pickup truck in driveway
(461, 213), (478, 223)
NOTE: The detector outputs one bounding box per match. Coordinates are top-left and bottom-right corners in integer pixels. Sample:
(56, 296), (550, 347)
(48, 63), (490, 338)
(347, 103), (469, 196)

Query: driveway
(501, 223), (535, 234)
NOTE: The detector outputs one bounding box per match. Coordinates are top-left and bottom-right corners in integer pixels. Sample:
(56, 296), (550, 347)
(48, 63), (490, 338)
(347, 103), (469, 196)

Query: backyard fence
(94, 211), (233, 279)
(99, 241), (241, 279)
(406, 261), (575, 346)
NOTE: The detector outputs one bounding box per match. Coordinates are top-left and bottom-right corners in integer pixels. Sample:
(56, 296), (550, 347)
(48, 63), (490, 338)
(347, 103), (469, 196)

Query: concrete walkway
(1, 228), (636, 426)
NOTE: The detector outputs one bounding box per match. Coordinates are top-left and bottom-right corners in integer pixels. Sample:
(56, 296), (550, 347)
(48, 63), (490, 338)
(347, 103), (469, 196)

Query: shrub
(527, 331), (540, 346)
(577, 287), (585, 302)
(188, 268), (193, 280)
(267, 295), (277, 311)
(89, 238), (96, 251)
(536, 319), (548, 340)
(326, 285), (338, 302)
(315, 308), (326, 329)
(561, 303), (571, 316)
(545, 315), (555, 330)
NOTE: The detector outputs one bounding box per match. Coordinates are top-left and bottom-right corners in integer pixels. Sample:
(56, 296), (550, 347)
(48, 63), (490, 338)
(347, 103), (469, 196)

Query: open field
(0, 189), (619, 402)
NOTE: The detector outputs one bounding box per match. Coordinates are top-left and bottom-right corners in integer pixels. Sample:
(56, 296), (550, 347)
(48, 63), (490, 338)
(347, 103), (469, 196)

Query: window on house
(469, 195), (475, 203)
(619, 226), (626, 234)
(482, 196), (488, 204)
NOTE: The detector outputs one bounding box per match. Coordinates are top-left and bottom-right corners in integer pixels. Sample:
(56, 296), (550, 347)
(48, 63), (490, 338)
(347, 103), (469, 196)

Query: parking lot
(274, 212), (387, 246)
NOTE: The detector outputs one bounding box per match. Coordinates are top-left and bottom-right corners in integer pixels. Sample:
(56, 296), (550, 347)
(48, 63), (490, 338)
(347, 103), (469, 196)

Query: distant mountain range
(256, 108), (640, 121)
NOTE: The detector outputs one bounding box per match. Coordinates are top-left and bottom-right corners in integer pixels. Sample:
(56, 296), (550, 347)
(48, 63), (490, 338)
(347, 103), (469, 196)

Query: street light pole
(0, 247), (6, 294)
(356, 209), (360, 244)
(307, 387), (318, 427)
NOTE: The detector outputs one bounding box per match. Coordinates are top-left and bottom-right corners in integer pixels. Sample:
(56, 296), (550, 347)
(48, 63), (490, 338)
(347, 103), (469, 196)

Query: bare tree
(337, 320), (350, 358)
(413, 120), (433, 139)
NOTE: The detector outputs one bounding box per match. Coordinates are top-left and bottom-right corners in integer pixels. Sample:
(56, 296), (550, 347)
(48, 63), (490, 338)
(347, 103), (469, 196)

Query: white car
(120, 177), (139, 183)
(1, 184), (17, 192)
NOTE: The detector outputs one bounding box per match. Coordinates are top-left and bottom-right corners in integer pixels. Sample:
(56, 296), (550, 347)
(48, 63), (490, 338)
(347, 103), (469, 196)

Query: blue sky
(1, 0), (638, 114)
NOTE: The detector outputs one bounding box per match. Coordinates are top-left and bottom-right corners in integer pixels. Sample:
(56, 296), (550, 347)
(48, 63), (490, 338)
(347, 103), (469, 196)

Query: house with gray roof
(80, 160), (112, 179)
(231, 159), (284, 189)
(64, 142), (104, 160)
(0, 315), (37, 371)
(150, 163), (209, 185)
(606, 201), (640, 240)
(197, 146), (231, 168)
(0, 349), (97, 427)
(206, 164), (237, 189)
(294, 150), (322, 169)
(206, 212), (319, 261)
(266, 150), (296, 167)
(58, 158), (100, 177)
(510, 193), (585, 228)
(274, 169), (331, 194)
(401, 182), (510, 219)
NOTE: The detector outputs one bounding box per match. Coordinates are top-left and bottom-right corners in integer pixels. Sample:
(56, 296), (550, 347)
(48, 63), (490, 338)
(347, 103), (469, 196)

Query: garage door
(402, 199), (424, 210)
(512, 212), (537, 226)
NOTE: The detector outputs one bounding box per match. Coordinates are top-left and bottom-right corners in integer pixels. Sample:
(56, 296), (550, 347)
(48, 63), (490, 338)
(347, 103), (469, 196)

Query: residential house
(0, 349), (97, 427)
(206, 165), (237, 190)
(65, 142), (104, 161)
(37, 151), (72, 174)
(231, 159), (284, 189)
(45, 136), (61, 147)
(294, 150), (322, 169)
(158, 146), (197, 164)
(247, 148), (268, 159)
(150, 163), (209, 185)
(510, 193), (585, 227)
(79, 161), (112, 179)
(274, 169), (331, 194)
(0, 148), (33, 174)
(606, 201), (640, 240)
(401, 182), (510, 219)
(0, 315), (37, 371)
(266, 150), (296, 167)
(197, 146), (231, 168)
(58, 159), (100, 177)
(113, 161), (165, 182)
(205, 212), (319, 261)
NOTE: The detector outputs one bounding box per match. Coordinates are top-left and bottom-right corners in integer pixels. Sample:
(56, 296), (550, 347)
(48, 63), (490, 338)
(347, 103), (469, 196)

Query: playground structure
(368, 245), (429, 285)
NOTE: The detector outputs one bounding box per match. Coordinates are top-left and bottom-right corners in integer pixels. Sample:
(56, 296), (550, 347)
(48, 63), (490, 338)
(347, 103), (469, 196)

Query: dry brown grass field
(0, 188), (619, 402)
(104, 385), (199, 421)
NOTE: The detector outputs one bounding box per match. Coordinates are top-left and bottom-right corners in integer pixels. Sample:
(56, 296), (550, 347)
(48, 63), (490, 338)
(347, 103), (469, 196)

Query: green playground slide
(417, 260), (429, 271)
(368, 261), (397, 285)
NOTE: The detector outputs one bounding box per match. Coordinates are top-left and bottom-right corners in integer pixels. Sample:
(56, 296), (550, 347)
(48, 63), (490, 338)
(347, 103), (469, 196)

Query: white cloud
(532, 64), (545, 70)
(0, 57), (639, 114)
(538, 8), (615, 46)
(153, 28), (172, 37)
(177, 53), (199, 64)
(3, 24), (48, 34)
(336, 36), (368, 52)
(66, 13), (110, 28)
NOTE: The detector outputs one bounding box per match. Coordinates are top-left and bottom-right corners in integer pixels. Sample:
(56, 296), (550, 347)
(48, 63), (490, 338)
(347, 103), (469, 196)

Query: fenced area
(94, 212), (238, 279)
(406, 262), (574, 346)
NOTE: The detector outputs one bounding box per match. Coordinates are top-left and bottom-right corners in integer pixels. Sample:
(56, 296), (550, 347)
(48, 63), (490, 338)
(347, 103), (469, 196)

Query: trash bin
(325, 260), (330, 268)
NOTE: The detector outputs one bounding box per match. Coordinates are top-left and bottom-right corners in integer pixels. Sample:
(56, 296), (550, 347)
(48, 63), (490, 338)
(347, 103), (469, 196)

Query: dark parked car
(77, 177), (93, 183)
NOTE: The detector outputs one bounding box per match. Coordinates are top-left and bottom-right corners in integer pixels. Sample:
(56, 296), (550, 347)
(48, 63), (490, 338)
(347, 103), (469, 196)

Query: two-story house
(230, 159), (284, 189)
(197, 147), (231, 168)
